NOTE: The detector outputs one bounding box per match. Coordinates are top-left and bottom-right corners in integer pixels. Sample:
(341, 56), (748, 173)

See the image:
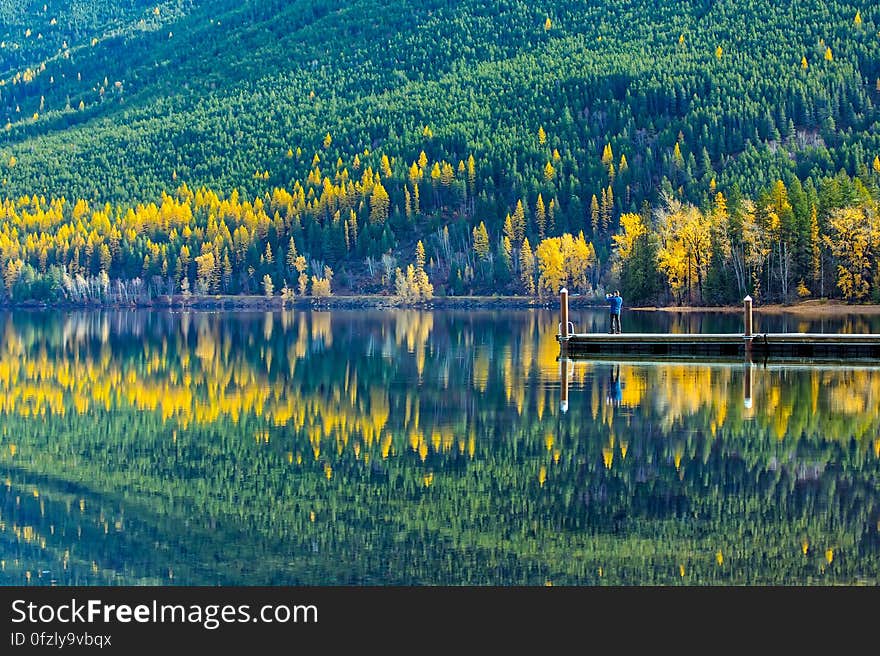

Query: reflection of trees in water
(0, 310), (878, 585)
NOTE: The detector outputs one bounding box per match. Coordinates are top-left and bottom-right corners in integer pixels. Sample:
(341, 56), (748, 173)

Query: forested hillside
(0, 1), (878, 303)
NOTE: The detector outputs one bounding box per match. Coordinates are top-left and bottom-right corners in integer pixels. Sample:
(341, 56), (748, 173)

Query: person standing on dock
(606, 290), (623, 334)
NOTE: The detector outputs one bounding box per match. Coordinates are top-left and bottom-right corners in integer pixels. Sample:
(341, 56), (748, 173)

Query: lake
(1, 307), (879, 585)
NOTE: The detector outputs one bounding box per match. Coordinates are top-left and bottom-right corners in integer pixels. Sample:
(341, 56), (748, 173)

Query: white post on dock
(743, 295), (753, 337)
(560, 287), (569, 339)
(743, 295), (753, 359)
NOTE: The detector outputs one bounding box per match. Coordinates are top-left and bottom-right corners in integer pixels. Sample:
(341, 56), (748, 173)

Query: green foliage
(0, 1), (879, 300)
(620, 233), (662, 305)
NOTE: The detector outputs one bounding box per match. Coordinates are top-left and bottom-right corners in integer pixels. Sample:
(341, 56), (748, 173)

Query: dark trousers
(609, 313), (621, 334)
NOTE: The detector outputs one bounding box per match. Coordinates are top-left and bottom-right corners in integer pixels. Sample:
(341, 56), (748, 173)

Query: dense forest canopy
(0, 1), (878, 302)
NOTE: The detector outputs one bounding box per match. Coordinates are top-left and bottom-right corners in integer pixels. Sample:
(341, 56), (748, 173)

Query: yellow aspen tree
(291, 259), (307, 296)
(544, 17), (552, 31)
(854, 10), (862, 27)
(612, 213), (648, 261)
(873, 156), (880, 174)
(380, 154), (392, 179)
(543, 161), (555, 182)
(538, 126), (546, 145)
(473, 222), (490, 261)
(322, 133), (332, 148)
(715, 45), (723, 59)
(822, 207), (875, 300)
(567, 232), (596, 292)
(801, 56), (808, 69)
(824, 47), (833, 61)
(195, 251), (216, 294)
(535, 237), (565, 297)
(414, 240), (433, 299)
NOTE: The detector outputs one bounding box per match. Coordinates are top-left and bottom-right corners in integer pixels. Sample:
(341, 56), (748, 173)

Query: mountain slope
(1, 0), (877, 204)
(0, 1), (878, 303)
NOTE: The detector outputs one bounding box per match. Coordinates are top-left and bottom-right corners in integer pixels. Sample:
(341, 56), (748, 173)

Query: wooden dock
(556, 289), (880, 361)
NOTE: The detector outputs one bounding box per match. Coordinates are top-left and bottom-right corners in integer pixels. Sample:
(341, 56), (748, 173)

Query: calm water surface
(1, 308), (879, 585)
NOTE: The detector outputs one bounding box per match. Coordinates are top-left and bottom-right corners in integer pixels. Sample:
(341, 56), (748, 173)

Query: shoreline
(3, 295), (880, 315)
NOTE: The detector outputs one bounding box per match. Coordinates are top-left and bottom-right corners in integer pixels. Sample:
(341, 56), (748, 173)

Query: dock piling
(743, 295), (753, 357)
(743, 295), (753, 337)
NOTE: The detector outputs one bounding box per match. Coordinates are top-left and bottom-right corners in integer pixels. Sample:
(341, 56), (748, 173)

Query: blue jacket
(609, 295), (623, 314)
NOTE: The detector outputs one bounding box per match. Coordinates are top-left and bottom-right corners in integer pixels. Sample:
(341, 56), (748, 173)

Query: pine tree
(600, 188), (610, 233)
(536, 194), (547, 240)
(591, 194), (600, 235)
(512, 200), (526, 244)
